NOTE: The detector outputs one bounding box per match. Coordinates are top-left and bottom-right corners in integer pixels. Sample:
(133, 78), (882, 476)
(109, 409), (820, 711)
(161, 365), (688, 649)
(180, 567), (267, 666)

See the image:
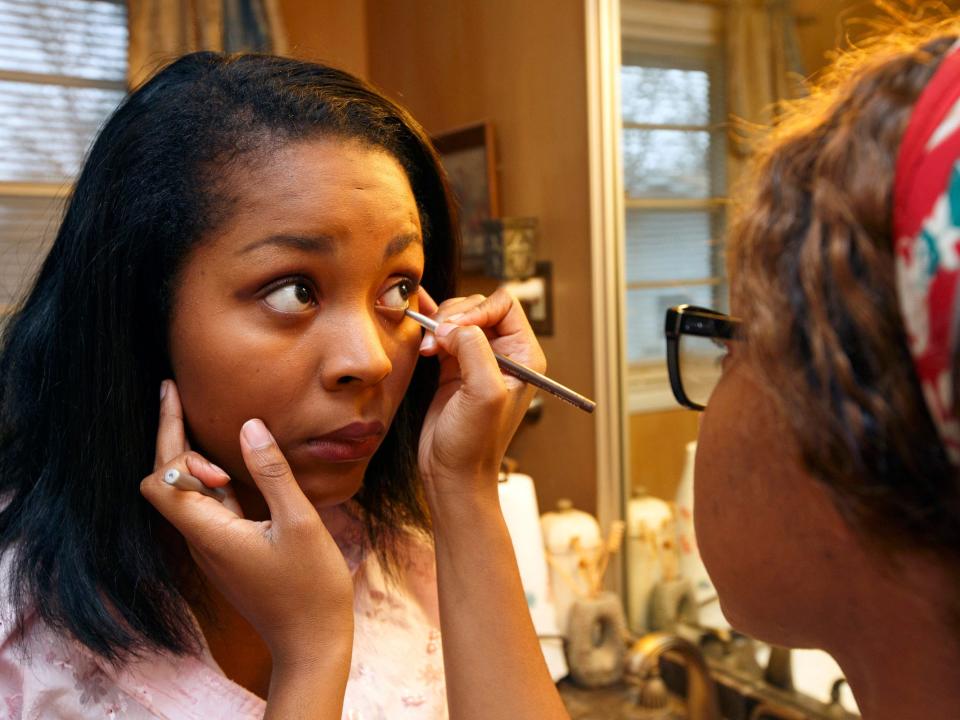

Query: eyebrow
(237, 232), (422, 258)
(383, 232), (422, 260)
(238, 234), (334, 256)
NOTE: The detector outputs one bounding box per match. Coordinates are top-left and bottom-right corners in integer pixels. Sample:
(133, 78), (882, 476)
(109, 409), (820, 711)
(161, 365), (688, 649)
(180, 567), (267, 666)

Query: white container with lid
(540, 499), (601, 637)
(497, 473), (568, 680)
(675, 440), (715, 604)
(626, 491), (675, 632)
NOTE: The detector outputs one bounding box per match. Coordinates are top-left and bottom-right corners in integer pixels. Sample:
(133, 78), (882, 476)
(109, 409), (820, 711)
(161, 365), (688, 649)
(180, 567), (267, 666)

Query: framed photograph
(433, 122), (500, 273)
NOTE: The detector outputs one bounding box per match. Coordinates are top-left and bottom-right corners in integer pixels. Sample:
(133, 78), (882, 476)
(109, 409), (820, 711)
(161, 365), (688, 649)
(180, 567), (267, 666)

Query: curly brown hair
(728, 18), (960, 562)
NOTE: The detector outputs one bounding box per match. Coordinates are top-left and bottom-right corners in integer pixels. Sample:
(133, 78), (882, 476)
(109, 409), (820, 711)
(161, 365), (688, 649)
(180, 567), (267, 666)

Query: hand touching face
(140, 380), (355, 666)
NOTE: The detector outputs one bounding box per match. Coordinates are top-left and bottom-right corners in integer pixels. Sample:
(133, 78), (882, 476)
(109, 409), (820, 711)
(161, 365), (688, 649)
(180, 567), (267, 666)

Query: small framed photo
(433, 122), (500, 273)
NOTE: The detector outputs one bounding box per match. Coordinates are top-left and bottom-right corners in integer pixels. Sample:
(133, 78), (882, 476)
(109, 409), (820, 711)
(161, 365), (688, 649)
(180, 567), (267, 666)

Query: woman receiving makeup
(0, 53), (569, 720)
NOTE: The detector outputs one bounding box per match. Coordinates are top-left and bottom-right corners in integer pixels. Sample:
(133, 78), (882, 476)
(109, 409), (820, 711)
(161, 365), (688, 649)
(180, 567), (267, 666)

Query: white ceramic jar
(625, 491), (675, 632)
(540, 499), (602, 636)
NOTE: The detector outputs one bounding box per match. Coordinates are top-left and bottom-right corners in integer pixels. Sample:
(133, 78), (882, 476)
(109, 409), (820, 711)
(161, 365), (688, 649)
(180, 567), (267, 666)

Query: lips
(303, 421), (386, 463)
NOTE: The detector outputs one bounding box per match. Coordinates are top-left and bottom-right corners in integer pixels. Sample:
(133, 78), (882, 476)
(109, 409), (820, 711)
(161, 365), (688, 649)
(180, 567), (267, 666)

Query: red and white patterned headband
(894, 39), (960, 465)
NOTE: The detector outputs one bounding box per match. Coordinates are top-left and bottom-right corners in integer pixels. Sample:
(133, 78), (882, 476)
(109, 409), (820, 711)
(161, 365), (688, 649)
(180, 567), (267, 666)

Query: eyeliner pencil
(405, 308), (597, 414)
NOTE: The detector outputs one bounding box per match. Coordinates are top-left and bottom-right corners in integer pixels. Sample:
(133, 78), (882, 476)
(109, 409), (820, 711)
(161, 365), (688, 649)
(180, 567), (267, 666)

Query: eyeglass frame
(664, 304), (742, 411)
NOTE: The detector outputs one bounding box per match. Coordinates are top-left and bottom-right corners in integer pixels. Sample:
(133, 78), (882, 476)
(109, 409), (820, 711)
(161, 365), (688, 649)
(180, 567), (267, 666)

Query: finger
(163, 468), (227, 502)
(449, 288), (529, 336)
(434, 294), (487, 323)
(415, 288), (441, 355)
(239, 419), (316, 525)
(155, 380), (191, 471)
(141, 466), (242, 553)
(153, 451), (231, 500)
(416, 286), (440, 315)
(184, 452), (231, 487)
(418, 293), (487, 356)
(183, 454), (243, 516)
(434, 323), (508, 405)
(449, 289), (545, 372)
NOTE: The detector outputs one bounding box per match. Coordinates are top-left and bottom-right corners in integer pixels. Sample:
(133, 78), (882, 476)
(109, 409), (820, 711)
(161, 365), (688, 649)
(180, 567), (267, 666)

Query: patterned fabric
(894, 40), (960, 464)
(0, 504), (447, 719)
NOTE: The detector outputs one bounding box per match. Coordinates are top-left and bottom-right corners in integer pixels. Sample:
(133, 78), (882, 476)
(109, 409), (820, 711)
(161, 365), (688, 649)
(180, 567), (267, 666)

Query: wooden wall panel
(627, 409), (700, 501)
(278, 0), (368, 79)
(366, 0), (597, 514)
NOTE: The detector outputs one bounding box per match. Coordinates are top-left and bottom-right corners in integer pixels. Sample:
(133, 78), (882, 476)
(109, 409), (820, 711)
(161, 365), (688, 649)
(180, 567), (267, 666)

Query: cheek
(384, 324), (422, 395)
(167, 284), (424, 472)
(167, 311), (276, 466)
(692, 405), (742, 584)
(692, 370), (788, 628)
(693, 369), (842, 644)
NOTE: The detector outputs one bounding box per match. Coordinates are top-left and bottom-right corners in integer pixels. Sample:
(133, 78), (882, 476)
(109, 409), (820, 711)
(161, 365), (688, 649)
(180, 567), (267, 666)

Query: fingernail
(160, 380), (168, 400)
(447, 312), (465, 322)
(436, 322), (457, 337)
(242, 419), (273, 449)
(420, 334), (437, 352)
(207, 460), (230, 479)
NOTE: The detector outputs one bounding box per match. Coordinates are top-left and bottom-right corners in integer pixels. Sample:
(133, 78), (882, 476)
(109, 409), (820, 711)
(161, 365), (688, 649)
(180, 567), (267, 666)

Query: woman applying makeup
(0, 53), (568, 720)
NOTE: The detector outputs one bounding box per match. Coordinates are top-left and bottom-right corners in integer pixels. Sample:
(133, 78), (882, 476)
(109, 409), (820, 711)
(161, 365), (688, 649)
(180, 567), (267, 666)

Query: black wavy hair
(0, 52), (458, 662)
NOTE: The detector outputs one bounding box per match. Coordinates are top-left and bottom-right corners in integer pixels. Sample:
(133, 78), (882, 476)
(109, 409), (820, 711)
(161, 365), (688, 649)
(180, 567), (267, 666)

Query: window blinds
(0, 0), (126, 81)
(0, 0), (126, 309)
(620, 62), (726, 366)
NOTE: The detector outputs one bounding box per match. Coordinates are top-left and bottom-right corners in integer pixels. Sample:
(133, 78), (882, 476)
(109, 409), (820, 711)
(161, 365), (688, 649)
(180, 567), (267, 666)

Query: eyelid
(383, 275), (420, 296)
(375, 276), (420, 314)
(260, 274), (317, 296)
(260, 275), (318, 314)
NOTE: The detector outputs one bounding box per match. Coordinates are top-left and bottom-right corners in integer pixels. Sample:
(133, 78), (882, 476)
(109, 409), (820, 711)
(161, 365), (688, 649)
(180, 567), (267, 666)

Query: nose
(319, 308), (393, 390)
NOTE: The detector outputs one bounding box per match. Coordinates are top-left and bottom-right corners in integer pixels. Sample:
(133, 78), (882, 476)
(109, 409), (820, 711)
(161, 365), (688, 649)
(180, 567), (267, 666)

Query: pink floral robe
(0, 506), (447, 719)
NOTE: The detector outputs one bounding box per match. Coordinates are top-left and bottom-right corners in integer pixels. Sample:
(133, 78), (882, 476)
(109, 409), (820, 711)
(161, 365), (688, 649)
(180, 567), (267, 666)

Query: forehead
(212, 137), (422, 243)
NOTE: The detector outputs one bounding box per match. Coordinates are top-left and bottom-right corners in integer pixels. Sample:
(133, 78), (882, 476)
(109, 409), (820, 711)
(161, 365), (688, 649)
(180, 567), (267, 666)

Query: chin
(716, 594), (762, 638)
(294, 464), (366, 508)
(716, 591), (816, 649)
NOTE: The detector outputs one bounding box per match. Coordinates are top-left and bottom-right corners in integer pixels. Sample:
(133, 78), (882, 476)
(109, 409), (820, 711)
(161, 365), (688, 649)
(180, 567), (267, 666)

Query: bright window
(0, 0), (127, 310)
(620, 13), (727, 410)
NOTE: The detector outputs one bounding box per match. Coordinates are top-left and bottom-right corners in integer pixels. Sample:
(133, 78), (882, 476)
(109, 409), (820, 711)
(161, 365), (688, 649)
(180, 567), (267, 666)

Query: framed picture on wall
(432, 122), (500, 273)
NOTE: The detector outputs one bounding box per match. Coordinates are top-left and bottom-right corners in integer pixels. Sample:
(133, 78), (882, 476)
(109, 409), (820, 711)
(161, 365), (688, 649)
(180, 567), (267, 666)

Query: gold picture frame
(432, 122), (500, 273)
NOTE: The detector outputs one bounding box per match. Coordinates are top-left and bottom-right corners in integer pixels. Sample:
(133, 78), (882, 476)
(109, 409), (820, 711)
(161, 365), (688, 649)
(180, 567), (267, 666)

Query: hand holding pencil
(414, 287), (558, 504)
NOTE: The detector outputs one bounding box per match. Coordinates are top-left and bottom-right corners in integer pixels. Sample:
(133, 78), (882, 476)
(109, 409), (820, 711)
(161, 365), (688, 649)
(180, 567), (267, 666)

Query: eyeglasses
(664, 305), (742, 411)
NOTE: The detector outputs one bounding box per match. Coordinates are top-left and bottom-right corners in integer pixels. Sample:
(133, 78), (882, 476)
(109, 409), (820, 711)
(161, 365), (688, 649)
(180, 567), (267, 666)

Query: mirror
(611, 1), (910, 715)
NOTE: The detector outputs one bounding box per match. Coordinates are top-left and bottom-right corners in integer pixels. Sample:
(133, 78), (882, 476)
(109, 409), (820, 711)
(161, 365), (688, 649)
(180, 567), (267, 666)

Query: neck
(179, 484), (356, 672)
(172, 482), (357, 699)
(824, 555), (960, 719)
(230, 479), (353, 530)
(192, 580), (273, 699)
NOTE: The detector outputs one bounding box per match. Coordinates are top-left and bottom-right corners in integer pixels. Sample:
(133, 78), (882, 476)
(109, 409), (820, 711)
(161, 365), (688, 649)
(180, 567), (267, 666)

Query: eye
(377, 278), (417, 311)
(263, 280), (316, 313)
